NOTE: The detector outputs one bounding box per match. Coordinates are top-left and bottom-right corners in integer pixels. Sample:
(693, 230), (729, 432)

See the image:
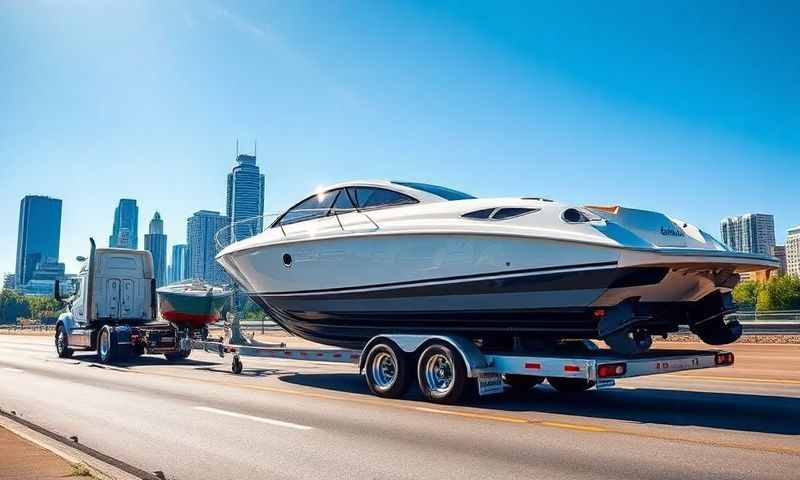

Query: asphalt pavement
(1, 335), (799, 480)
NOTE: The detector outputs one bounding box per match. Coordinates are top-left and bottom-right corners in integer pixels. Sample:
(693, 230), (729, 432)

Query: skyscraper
(169, 244), (188, 284)
(787, 226), (800, 278)
(144, 212), (168, 287)
(16, 195), (62, 286)
(187, 210), (229, 285)
(226, 151), (265, 244)
(720, 213), (776, 256)
(109, 199), (139, 249)
(770, 245), (787, 276)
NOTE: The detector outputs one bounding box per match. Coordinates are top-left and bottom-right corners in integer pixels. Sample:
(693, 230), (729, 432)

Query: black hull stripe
(252, 260), (619, 296)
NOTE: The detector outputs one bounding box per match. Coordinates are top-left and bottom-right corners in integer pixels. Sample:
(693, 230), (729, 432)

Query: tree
(755, 275), (800, 311)
(732, 280), (760, 310)
(0, 289), (31, 324)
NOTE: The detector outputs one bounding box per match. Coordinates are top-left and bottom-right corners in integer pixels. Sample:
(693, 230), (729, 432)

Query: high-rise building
(226, 152), (265, 244)
(770, 245), (787, 276)
(109, 199), (139, 249)
(787, 226), (800, 278)
(169, 244), (188, 284)
(144, 212), (168, 287)
(187, 210), (229, 285)
(16, 195), (62, 286)
(720, 213), (776, 256)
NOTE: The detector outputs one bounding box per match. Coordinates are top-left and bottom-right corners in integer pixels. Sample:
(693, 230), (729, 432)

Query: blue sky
(1, 1), (798, 274)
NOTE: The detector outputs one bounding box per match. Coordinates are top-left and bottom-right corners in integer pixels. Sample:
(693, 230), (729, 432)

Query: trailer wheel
(364, 341), (410, 398)
(164, 350), (191, 362)
(55, 325), (73, 358)
(97, 327), (115, 364)
(231, 355), (243, 375)
(503, 374), (543, 393)
(547, 377), (595, 393)
(417, 343), (468, 404)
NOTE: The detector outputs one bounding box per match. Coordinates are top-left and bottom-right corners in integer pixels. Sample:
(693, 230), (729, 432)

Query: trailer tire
(417, 343), (468, 404)
(364, 341), (410, 398)
(503, 374), (543, 393)
(55, 325), (73, 358)
(547, 377), (595, 393)
(164, 350), (191, 362)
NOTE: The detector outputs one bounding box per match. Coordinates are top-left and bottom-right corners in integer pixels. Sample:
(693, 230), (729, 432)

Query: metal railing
(214, 208), (381, 250)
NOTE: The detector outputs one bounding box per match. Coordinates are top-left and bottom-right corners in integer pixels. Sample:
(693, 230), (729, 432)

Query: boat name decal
(660, 225), (685, 237)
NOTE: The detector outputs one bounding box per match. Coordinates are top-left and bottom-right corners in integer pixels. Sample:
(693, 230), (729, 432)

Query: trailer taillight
(597, 362), (627, 378)
(715, 352), (734, 365)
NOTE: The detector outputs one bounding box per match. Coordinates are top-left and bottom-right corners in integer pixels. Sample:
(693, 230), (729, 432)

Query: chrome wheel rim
(99, 331), (110, 358)
(56, 329), (65, 353)
(370, 351), (396, 390)
(424, 353), (453, 394)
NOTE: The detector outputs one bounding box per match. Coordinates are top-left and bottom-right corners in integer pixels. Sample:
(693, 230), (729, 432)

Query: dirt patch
(0, 425), (89, 479)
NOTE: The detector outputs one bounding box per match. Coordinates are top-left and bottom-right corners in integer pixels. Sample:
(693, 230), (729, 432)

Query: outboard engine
(689, 291), (742, 345)
(598, 300), (654, 355)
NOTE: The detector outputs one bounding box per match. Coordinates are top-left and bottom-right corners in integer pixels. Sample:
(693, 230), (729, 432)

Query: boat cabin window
(392, 182), (475, 201)
(329, 188), (356, 215)
(279, 190), (338, 225)
(351, 187), (418, 210)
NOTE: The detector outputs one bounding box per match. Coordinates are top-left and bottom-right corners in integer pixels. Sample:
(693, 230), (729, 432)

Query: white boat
(215, 180), (778, 355)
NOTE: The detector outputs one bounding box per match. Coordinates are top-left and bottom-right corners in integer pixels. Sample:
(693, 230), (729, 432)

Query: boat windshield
(392, 182), (476, 201)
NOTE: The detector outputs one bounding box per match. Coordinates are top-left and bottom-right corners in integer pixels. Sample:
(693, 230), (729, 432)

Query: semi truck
(53, 239), (193, 363)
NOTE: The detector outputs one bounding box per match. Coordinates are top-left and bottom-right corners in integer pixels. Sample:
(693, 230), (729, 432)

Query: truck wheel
(164, 350), (191, 362)
(97, 327), (114, 364)
(55, 325), (73, 358)
(364, 341), (410, 398)
(503, 374), (543, 393)
(547, 377), (595, 393)
(417, 343), (468, 404)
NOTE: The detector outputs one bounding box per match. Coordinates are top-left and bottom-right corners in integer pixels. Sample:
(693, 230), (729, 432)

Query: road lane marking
(1, 367), (24, 373)
(413, 406), (529, 424)
(540, 421), (607, 432)
(667, 374), (800, 386)
(193, 406), (313, 431)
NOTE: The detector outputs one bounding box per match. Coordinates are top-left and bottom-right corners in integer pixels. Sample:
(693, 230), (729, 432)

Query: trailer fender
(359, 334), (489, 378)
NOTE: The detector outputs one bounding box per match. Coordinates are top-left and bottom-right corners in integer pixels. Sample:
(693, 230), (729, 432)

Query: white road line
(1, 367), (24, 373)
(193, 406), (313, 431)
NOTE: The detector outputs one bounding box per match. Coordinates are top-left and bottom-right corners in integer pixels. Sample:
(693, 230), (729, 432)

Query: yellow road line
(413, 406), (529, 424)
(541, 421), (607, 432)
(668, 374), (800, 386)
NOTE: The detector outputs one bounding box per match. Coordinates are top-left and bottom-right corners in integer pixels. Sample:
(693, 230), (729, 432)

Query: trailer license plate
(478, 372), (503, 396)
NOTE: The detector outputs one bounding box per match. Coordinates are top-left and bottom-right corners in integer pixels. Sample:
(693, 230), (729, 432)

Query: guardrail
(0, 324), (56, 333)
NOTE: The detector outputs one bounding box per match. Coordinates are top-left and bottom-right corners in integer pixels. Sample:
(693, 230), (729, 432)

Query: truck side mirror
(54, 280), (61, 302)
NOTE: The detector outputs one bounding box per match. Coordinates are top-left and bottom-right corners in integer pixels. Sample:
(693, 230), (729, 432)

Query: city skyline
(2, 2), (799, 275)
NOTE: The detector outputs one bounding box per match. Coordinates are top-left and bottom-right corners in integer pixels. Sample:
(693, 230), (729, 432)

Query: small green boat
(157, 282), (231, 330)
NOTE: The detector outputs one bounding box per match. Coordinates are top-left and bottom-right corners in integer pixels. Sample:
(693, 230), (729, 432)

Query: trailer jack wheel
(231, 355), (243, 375)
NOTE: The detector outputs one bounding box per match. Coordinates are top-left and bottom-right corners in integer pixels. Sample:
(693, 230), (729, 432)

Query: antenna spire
(235, 138), (239, 158)
(254, 140), (257, 157)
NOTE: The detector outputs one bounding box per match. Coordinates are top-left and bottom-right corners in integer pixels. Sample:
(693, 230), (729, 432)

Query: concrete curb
(0, 410), (159, 480)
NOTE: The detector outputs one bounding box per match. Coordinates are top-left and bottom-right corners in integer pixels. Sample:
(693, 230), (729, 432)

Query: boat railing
(214, 208), (381, 250)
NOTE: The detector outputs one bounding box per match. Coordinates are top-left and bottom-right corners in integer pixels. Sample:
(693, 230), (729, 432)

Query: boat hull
(218, 233), (765, 348)
(158, 292), (229, 330)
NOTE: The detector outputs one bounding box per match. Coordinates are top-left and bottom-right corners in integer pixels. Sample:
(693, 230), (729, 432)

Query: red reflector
(715, 352), (734, 365)
(598, 363), (627, 378)
(593, 309), (605, 317)
(564, 365), (580, 372)
(525, 362), (541, 370)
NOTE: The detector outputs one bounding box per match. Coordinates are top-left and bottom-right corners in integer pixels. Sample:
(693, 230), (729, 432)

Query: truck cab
(55, 239), (188, 363)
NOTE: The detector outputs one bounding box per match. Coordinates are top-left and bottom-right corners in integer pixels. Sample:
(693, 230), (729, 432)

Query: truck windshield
(392, 182), (475, 201)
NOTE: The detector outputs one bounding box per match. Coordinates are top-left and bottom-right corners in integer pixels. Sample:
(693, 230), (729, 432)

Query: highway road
(2, 335), (800, 480)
